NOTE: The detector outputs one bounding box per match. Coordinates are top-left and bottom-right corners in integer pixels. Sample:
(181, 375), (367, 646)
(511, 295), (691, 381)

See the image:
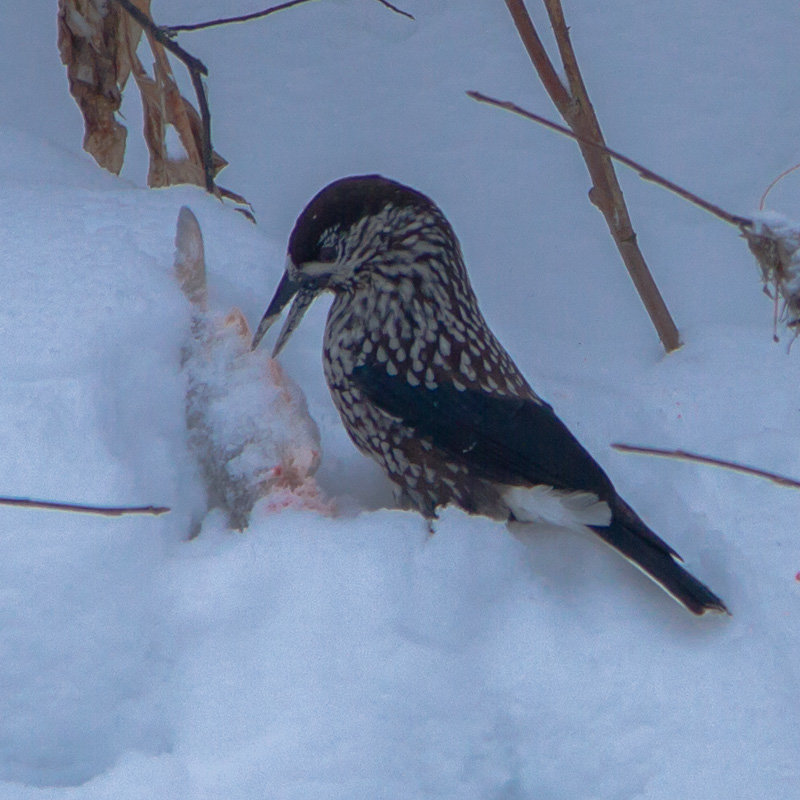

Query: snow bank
(1, 2), (799, 798)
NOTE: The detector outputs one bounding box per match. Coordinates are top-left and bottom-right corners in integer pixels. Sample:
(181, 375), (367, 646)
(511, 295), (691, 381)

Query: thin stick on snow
(0, 496), (170, 516)
(500, 0), (683, 353)
(612, 443), (800, 490)
(467, 92), (753, 230)
(165, 0), (413, 33)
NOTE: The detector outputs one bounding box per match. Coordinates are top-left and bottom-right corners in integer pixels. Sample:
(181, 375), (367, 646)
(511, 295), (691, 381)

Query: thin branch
(187, 67), (215, 192)
(612, 443), (800, 490)
(374, 0), (415, 20)
(542, 0), (587, 107)
(0, 496), (170, 516)
(467, 91), (753, 229)
(165, 0), (319, 32)
(111, 0), (208, 75)
(165, 0), (414, 33)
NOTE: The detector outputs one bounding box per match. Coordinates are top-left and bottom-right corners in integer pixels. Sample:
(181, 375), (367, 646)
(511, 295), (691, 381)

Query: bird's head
(251, 174), (464, 356)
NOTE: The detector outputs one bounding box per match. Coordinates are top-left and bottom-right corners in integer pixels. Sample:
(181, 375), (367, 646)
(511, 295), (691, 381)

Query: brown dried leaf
(59, 0), (250, 210)
(123, 24), (228, 190)
(57, 0), (143, 173)
(131, 64), (207, 188)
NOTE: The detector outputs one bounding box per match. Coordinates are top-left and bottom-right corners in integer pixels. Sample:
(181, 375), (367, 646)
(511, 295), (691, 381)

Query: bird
(251, 174), (727, 616)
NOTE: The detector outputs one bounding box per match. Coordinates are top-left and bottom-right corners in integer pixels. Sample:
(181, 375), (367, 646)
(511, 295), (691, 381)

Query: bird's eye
(318, 244), (337, 262)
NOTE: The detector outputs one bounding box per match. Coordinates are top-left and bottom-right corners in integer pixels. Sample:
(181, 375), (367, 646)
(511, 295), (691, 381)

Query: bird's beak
(251, 266), (321, 357)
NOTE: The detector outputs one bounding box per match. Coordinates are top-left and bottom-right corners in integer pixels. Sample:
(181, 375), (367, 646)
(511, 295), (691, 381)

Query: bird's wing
(351, 365), (720, 609)
(350, 363), (615, 501)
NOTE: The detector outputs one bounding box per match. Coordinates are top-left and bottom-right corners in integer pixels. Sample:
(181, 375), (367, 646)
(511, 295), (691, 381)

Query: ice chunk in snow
(174, 207), (331, 531)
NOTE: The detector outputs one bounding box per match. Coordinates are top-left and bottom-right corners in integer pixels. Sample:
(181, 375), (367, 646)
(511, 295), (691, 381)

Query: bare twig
(612, 443), (800, 490)
(187, 66), (214, 191)
(111, 0), (208, 75)
(0, 497), (170, 516)
(165, 0), (414, 33)
(467, 92), (752, 229)
(542, 0), (589, 110)
(165, 0), (318, 32)
(504, 0), (572, 104)
(759, 162), (800, 211)
(374, 0), (415, 19)
(502, 0), (682, 353)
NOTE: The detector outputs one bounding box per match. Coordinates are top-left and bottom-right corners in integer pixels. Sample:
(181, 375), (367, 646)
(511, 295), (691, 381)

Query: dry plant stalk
(129, 20), (226, 189)
(743, 214), (800, 339)
(58, 0), (250, 214)
(479, 6), (800, 345)
(59, 0), (412, 214)
(467, 92), (800, 342)
(503, 0), (681, 353)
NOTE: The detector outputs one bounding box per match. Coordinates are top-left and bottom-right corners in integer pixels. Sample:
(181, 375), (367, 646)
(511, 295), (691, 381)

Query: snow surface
(2, 1), (800, 797)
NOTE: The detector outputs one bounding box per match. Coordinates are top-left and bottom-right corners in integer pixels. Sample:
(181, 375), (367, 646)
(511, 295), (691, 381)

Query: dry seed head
(744, 212), (800, 339)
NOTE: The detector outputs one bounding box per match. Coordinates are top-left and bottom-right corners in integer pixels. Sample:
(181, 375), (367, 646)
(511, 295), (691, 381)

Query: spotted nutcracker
(252, 175), (727, 616)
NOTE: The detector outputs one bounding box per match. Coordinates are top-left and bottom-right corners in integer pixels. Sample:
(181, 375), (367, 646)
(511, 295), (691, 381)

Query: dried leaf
(122, 22), (229, 190)
(57, 0), (141, 173)
(59, 0), (252, 210)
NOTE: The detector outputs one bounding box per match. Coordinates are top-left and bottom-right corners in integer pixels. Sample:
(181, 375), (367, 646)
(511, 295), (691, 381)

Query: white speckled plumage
(314, 192), (539, 516)
(251, 175), (727, 615)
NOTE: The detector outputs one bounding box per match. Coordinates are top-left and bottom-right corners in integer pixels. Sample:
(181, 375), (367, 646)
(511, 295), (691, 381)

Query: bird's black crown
(287, 175), (440, 266)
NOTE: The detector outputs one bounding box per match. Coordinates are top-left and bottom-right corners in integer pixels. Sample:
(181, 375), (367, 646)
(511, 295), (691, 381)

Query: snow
(1, 1), (800, 797)
(747, 209), (800, 330)
(177, 206), (327, 530)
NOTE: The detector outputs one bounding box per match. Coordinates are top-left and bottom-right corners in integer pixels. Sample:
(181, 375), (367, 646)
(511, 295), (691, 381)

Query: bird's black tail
(590, 498), (728, 616)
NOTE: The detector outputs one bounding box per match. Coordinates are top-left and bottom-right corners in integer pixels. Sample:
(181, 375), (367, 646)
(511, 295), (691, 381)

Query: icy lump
(175, 206), (330, 532)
